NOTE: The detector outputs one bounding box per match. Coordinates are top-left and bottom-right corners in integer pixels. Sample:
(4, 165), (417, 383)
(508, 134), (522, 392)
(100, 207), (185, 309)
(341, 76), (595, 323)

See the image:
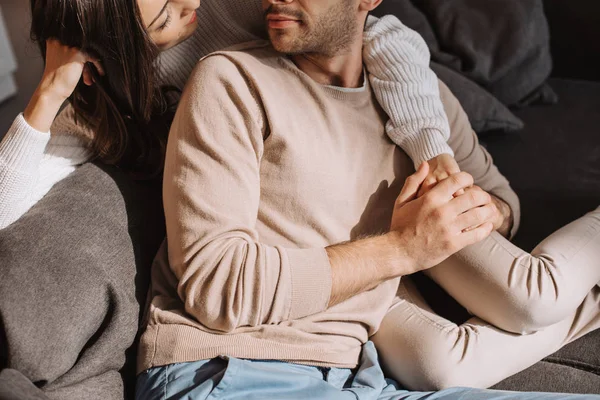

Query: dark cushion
(373, 0), (559, 135)
(430, 63), (524, 133)
(493, 353), (600, 393)
(374, 0), (555, 107)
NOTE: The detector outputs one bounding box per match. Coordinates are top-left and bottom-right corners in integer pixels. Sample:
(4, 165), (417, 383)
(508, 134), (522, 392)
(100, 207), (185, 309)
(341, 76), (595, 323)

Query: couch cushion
(373, 0), (557, 134)
(483, 78), (600, 251)
(373, 0), (555, 107)
(494, 326), (600, 393)
(430, 63), (524, 133)
(493, 353), (600, 394)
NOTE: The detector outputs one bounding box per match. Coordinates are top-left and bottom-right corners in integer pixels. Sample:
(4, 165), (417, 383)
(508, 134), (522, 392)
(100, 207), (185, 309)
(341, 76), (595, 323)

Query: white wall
(0, 0), (43, 138)
(0, 6), (18, 103)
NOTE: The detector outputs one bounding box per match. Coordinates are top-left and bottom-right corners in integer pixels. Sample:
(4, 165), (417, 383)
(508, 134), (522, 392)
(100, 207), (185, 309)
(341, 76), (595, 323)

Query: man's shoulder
(219, 40), (275, 55)
(181, 40), (288, 115)
(194, 40), (283, 79)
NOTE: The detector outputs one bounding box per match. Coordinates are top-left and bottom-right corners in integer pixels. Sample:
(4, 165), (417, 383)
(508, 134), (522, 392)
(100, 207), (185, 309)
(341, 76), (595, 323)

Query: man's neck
(290, 40), (364, 88)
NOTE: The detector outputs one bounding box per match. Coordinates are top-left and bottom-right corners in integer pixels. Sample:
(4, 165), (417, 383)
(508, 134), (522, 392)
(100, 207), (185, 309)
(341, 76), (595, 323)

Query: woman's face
(138, 0), (201, 50)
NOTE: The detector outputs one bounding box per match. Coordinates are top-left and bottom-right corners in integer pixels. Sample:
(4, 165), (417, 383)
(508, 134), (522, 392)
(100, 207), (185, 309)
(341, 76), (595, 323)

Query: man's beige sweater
(138, 43), (520, 373)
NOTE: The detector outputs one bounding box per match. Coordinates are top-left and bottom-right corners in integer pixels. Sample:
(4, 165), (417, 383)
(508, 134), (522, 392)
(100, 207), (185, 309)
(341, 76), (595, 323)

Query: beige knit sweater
(138, 43), (520, 373)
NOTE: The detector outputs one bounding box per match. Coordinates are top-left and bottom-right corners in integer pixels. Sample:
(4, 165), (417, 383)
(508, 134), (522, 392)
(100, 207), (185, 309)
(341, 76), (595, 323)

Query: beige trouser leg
(426, 206), (600, 334)
(372, 207), (600, 390)
(373, 277), (600, 391)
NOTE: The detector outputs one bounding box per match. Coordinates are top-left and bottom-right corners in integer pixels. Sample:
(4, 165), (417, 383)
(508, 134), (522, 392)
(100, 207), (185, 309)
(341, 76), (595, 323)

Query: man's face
(263, 0), (360, 57)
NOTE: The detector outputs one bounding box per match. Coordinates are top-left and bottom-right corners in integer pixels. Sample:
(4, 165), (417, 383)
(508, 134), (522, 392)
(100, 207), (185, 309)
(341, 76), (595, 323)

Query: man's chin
(271, 42), (304, 56)
(268, 32), (300, 54)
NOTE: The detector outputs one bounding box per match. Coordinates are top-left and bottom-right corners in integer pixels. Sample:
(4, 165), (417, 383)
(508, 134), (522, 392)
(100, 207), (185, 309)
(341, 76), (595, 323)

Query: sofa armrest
(0, 163), (165, 398)
(543, 0), (600, 81)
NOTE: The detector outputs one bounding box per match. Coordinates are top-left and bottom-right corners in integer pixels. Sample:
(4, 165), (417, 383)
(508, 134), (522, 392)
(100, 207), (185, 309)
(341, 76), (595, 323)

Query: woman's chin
(181, 21), (199, 43)
(161, 24), (198, 51)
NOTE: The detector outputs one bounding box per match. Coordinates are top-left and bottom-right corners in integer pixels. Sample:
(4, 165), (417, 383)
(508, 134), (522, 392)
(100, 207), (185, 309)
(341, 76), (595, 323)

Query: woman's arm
(0, 109), (92, 229)
(0, 40), (98, 229)
(439, 80), (521, 238)
(363, 15), (453, 167)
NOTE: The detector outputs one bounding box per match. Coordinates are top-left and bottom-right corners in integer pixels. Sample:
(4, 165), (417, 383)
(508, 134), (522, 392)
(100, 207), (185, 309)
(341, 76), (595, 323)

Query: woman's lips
(187, 11), (197, 25)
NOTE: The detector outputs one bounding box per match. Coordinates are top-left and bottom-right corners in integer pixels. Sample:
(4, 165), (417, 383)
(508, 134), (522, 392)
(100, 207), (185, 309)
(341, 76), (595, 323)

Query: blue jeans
(136, 342), (599, 400)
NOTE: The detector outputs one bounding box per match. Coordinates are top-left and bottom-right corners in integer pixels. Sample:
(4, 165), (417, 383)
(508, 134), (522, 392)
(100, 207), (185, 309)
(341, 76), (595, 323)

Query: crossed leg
(373, 207), (600, 390)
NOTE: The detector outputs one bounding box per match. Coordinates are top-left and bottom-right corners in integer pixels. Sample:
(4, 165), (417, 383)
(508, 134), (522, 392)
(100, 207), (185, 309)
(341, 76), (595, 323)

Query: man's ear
(359, 0), (383, 12)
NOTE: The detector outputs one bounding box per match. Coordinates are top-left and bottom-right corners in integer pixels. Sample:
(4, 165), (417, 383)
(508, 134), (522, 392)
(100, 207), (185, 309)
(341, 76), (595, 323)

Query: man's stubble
(270, 1), (359, 57)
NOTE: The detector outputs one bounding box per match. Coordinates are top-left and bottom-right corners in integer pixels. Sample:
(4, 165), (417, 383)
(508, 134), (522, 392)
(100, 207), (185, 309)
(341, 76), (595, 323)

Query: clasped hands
(388, 154), (510, 275)
(420, 153), (507, 233)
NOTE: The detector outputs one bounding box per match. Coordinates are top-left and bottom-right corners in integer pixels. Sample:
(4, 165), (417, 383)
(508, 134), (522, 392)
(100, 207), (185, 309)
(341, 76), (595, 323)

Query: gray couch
(1, 0), (599, 399)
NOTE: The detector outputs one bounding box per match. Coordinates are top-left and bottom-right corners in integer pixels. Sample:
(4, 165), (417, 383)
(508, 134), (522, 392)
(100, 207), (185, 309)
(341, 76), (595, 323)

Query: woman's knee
(373, 321), (483, 391)
(491, 255), (583, 334)
(494, 302), (572, 334)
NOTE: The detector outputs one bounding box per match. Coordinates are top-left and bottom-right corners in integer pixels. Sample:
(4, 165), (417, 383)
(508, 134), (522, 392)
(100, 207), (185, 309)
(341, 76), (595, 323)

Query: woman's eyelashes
(157, 6), (172, 32)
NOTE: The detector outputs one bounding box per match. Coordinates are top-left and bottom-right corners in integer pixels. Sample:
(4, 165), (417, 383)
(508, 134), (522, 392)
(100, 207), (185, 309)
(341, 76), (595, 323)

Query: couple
(0, 0), (598, 399)
(136, 0), (600, 399)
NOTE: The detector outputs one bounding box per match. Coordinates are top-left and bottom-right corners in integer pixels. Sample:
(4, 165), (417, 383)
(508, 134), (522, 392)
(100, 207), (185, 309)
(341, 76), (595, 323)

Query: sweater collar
(278, 56), (371, 105)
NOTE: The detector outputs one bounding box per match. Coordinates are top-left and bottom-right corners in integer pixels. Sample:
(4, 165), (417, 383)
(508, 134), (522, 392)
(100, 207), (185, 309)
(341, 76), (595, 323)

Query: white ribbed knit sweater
(0, 1), (451, 229)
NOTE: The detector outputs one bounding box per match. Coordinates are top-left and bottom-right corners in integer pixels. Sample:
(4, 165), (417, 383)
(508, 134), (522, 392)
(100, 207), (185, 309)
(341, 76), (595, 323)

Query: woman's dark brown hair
(30, 0), (175, 176)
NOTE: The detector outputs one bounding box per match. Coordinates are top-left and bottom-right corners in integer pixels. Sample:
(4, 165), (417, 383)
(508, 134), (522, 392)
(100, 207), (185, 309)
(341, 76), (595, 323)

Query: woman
(0, 0), (597, 396)
(0, 0), (453, 229)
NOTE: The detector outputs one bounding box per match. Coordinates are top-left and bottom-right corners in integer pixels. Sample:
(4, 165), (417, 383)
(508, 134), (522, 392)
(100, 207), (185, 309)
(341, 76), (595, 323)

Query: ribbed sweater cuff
(390, 127), (454, 167)
(285, 247), (332, 320)
(1, 114), (50, 171)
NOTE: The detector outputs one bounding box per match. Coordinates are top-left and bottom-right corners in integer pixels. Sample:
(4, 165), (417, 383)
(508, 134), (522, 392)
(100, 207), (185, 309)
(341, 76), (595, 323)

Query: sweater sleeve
(439, 80), (521, 239)
(0, 110), (93, 229)
(363, 15), (453, 167)
(163, 55), (332, 334)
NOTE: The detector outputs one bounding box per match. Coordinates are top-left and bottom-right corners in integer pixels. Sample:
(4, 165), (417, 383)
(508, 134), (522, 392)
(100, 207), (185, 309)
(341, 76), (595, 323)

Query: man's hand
(418, 153), (462, 198)
(326, 164), (507, 308)
(389, 162), (495, 275)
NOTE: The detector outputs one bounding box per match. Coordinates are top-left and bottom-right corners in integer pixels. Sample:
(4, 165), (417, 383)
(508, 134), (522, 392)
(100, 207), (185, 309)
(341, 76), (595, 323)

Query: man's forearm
(326, 233), (413, 308)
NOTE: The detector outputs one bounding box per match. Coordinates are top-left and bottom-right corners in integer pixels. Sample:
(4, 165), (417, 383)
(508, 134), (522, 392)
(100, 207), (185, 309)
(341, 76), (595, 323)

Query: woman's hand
(417, 153), (463, 198)
(38, 39), (104, 100)
(24, 39), (104, 133)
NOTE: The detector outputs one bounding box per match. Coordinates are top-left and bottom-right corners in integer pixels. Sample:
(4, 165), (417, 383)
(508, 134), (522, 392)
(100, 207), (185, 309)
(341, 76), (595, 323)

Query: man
(136, 0), (600, 398)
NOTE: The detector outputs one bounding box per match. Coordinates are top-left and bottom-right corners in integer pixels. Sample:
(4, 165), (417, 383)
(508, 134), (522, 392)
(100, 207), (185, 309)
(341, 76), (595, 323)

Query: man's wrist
(382, 231), (418, 277)
(326, 233), (414, 307)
